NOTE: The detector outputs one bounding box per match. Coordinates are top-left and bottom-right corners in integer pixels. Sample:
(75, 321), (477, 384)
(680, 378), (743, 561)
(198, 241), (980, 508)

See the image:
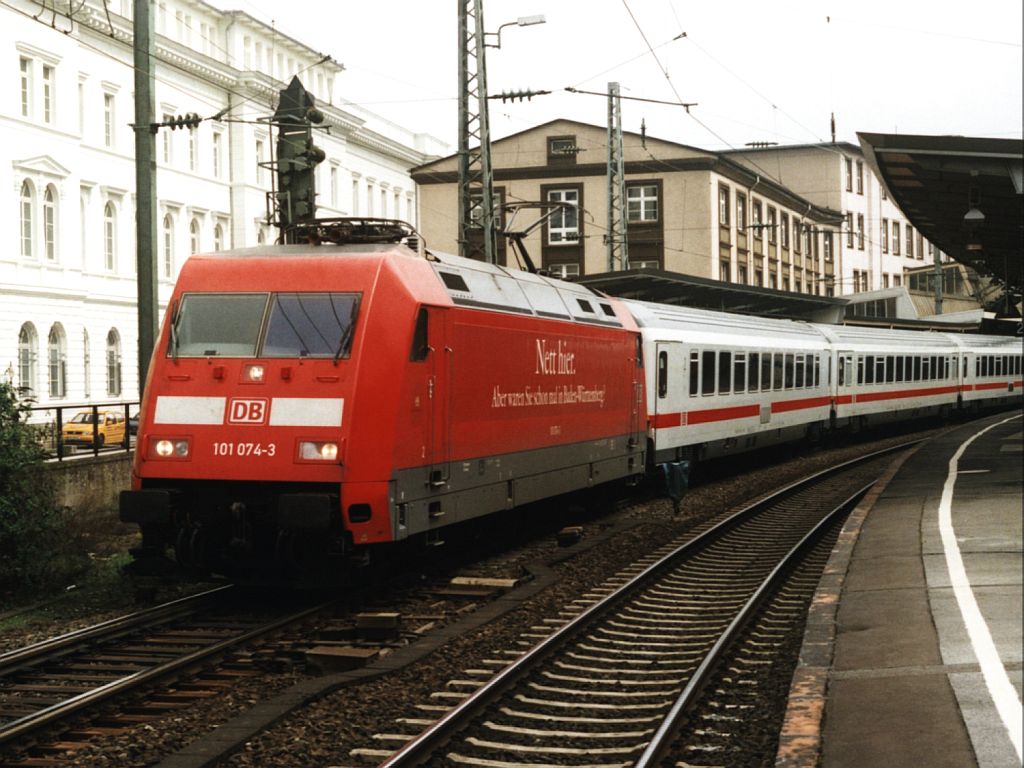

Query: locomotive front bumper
(120, 488), (336, 531)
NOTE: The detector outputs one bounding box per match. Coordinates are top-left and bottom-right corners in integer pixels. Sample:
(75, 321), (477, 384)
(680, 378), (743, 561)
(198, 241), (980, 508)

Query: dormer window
(547, 136), (578, 166)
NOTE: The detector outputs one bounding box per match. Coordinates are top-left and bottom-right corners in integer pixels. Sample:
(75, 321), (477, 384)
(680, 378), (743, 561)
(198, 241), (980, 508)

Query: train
(119, 218), (1022, 583)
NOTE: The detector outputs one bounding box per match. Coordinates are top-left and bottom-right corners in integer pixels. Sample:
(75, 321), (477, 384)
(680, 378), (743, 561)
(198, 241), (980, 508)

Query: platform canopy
(578, 268), (845, 322)
(858, 133), (1023, 298)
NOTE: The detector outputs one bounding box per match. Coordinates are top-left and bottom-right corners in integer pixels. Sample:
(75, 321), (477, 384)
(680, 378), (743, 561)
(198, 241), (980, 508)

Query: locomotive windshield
(172, 293), (266, 357)
(169, 292), (361, 359)
(263, 293), (361, 359)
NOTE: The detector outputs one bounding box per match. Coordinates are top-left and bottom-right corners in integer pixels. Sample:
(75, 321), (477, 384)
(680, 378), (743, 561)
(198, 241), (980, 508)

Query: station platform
(776, 411), (1023, 768)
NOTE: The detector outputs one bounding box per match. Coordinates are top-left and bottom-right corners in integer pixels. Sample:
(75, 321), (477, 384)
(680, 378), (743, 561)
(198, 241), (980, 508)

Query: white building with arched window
(1, 0), (445, 408)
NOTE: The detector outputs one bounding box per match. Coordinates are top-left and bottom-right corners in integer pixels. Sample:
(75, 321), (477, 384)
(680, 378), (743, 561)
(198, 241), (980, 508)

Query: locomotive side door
(653, 341), (685, 455)
(426, 307), (451, 486)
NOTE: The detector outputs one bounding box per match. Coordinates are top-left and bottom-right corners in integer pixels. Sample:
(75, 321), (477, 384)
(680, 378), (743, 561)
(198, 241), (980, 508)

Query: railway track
(360, 443), (912, 767)
(0, 586), (332, 758)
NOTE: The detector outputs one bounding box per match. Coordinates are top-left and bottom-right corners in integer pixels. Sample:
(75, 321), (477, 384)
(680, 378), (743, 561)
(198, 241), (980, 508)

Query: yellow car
(62, 410), (127, 448)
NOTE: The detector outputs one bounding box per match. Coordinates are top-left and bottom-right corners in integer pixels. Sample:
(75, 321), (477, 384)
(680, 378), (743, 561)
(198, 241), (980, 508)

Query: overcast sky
(214, 0), (1022, 152)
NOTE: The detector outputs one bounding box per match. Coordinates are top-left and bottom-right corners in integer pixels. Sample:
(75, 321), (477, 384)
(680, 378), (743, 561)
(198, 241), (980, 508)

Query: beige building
(412, 120), (843, 295)
(724, 143), (942, 296)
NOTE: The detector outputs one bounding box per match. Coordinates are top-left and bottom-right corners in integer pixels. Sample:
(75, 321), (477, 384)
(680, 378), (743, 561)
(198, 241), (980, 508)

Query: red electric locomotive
(121, 221), (646, 582)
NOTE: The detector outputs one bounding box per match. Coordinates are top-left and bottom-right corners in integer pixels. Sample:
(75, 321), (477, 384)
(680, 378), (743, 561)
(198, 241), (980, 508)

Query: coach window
(922, 356), (931, 380)
(762, 353), (773, 391)
(658, 351), (668, 398)
(702, 350), (716, 395)
(410, 308), (429, 361)
(779, 354), (791, 388)
(794, 354), (805, 388)
(885, 356), (895, 383)
(895, 356), (903, 382)
(913, 356), (922, 381)
(733, 352), (746, 392)
(863, 355), (874, 385)
(718, 351), (732, 394)
(773, 354), (785, 390)
(748, 352), (760, 392)
(689, 351), (699, 396)
(875, 356), (885, 383)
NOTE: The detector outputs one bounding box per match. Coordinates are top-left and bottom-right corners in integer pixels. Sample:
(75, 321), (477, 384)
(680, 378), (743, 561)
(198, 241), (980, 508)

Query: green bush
(0, 383), (84, 596)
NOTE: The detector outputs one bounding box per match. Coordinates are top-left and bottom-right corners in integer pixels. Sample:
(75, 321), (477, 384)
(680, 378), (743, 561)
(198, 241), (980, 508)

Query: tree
(0, 382), (64, 594)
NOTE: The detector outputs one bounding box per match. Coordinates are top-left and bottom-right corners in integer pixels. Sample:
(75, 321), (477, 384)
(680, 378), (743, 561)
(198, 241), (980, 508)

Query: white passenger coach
(628, 300), (1021, 465)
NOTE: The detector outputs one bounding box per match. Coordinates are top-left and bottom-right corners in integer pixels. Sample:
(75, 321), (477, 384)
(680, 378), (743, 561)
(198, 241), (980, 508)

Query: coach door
(426, 308), (451, 486)
(653, 342), (685, 452)
(837, 350), (854, 402)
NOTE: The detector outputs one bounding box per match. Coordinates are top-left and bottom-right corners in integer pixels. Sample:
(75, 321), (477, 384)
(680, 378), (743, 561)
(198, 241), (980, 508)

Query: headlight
(154, 438), (190, 458)
(244, 364), (265, 382)
(299, 441), (338, 461)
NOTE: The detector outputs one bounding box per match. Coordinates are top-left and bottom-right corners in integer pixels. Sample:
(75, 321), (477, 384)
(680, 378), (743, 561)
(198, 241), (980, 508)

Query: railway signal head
(274, 76), (325, 227)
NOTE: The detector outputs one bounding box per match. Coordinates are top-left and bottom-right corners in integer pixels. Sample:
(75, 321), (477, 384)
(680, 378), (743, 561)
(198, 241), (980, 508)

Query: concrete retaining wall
(44, 452), (132, 510)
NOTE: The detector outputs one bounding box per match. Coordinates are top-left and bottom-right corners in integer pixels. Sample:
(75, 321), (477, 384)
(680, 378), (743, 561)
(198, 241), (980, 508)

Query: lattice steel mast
(458, 0), (496, 263)
(606, 82), (628, 270)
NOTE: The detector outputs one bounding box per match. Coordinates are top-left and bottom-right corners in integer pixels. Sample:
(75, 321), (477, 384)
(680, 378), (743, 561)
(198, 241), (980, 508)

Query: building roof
(858, 133), (1023, 297)
(411, 118), (843, 224)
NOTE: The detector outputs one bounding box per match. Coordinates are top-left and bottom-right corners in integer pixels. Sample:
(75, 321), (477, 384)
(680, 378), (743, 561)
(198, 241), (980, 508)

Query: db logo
(227, 398), (269, 424)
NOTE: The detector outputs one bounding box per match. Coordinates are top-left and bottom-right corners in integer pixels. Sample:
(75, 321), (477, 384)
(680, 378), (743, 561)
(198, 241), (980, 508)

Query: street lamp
(485, 14), (546, 48)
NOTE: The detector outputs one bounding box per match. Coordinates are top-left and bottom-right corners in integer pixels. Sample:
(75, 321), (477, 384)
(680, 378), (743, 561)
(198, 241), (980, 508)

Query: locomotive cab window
(410, 308), (429, 362)
(171, 293), (267, 357)
(169, 291), (361, 359)
(263, 293), (361, 359)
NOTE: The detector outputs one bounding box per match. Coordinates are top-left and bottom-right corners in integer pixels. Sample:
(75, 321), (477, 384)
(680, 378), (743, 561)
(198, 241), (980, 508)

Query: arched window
(213, 223), (224, 251)
(104, 202), (116, 270)
(20, 180), (34, 258)
(43, 185), (57, 262)
(83, 329), (91, 399)
(163, 213), (174, 278)
(47, 323), (66, 398)
(190, 218), (200, 255)
(106, 328), (122, 396)
(17, 322), (38, 396)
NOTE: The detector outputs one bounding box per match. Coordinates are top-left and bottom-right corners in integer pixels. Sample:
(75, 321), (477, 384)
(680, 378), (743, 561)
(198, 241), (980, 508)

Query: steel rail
(378, 439), (920, 766)
(0, 585), (233, 677)
(0, 597), (332, 746)
(634, 481), (873, 766)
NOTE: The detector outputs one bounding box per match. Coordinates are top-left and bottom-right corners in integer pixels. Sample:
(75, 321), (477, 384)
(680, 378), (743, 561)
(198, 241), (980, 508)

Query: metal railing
(27, 401), (139, 462)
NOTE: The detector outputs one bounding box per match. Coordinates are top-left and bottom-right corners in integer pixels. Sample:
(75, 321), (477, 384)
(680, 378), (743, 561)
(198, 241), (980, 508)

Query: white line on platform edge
(938, 413), (1023, 763)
